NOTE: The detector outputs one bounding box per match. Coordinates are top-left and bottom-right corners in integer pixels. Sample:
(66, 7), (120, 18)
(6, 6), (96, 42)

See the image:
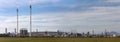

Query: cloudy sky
(0, 0), (120, 33)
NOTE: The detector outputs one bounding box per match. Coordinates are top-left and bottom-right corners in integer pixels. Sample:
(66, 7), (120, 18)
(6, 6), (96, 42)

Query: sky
(0, 0), (120, 33)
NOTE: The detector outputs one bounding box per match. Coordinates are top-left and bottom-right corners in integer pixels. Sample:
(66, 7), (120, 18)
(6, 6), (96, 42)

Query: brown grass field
(0, 38), (120, 42)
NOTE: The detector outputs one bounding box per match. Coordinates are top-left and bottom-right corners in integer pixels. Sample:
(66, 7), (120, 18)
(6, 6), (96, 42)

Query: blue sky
(0, 0), (120, 33)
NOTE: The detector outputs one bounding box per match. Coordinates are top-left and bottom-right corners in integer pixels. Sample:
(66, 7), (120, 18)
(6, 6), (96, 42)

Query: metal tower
(105, 29), (107, 37)
(17, 8), (19, 35)
(29, 5), (32, 37)
(92, 30), (94, 35)
(5, 28), (7, 34)
(15, 28), (17, 34)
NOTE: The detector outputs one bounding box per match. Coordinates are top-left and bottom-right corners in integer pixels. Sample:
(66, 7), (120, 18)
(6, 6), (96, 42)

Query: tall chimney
(29, 5), (32, 37)
(36, 29), (38, 32)
(5, 28), (7, 34)
(105, 29), (107, 37)
(15, 28), (17, 34)
(92, 30), (94, 35)
(17, 8), (19, 34)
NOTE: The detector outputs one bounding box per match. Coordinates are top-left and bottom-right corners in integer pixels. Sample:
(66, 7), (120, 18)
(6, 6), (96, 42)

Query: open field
(0, 38), (120, 42)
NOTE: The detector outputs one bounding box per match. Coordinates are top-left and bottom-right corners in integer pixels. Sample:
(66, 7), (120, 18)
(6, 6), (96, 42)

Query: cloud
(0, 0), (120, 33)
(0, 0), (120, 13)
(1, 5), (120, 33)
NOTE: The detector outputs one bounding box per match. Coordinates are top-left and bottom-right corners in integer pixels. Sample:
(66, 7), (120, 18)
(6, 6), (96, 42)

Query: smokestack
(105, 29), (107, 37)
(36, 29), (38, 32)
(29, 5), (32, 37)
(5, 28), (7, 34)
(17, 8), (19, 34)
(92, 30), (94, 35)
(15, 28), (17, 34)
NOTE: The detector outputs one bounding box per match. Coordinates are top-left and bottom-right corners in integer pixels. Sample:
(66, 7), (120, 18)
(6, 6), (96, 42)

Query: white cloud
(1, 0), (120, 34)
(0, 2), (120, 33)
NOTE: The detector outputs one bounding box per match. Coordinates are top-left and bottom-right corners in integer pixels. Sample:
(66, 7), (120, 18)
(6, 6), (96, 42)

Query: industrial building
(19, 28), (28, 37)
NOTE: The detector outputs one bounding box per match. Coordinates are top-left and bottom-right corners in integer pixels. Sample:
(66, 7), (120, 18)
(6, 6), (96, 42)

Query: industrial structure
(16, 8), (19, 35)
(29, 5), (32, 37)
(19, 28), (28, 37)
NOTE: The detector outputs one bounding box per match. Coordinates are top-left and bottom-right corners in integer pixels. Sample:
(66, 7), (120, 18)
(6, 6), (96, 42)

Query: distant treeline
(0, 34), (9, 37)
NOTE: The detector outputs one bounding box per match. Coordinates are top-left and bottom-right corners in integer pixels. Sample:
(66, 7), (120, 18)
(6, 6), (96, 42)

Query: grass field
(0, 38), (120, 42)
